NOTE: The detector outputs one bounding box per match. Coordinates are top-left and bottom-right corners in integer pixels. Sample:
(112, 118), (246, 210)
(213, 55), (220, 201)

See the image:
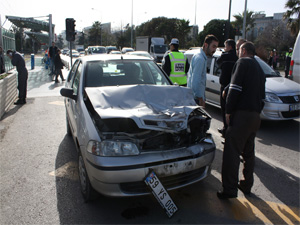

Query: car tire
(78, 153), (98, 202)
(66, 113), (72, 136)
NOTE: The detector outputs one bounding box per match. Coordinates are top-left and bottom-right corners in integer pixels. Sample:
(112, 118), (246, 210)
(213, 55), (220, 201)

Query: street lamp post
(242, 0), (247, 39)
(131, 0), (133, 48)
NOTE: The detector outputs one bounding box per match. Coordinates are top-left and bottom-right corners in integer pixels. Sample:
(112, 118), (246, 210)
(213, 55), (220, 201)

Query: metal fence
(1, 27), (15, 73)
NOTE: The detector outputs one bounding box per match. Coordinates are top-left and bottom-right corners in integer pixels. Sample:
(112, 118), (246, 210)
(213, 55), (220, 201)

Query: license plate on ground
(144, 170), (178, 218)
(289, 104), (300, 111)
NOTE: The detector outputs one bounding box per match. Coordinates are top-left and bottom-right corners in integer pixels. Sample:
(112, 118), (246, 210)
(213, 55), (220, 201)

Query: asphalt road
(0, 63), (299, 224)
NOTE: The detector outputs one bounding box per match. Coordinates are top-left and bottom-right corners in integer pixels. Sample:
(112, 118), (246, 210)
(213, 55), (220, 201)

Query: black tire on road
(78, 153), (98, 202)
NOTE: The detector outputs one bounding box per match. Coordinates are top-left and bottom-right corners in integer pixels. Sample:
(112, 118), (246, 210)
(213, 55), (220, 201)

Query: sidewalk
(25, 57), (69, 98)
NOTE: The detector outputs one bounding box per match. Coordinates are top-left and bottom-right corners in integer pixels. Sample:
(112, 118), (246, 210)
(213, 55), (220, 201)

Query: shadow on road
(257, 119), (300, 152)
(54, 134), (299, 224)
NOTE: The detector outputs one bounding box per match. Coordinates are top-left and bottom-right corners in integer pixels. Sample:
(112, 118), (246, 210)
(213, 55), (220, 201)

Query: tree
(88, 21), (102, 46)
(198, 19), (235, 46)
(136, 17), (191, 49)
(56, 35), (64, 49)
(232, 10), (256, 39)
(283, 0), (300, 35)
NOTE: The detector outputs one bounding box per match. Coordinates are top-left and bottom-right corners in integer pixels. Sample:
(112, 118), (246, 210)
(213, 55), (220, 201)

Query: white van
(289, 32), (300, 83)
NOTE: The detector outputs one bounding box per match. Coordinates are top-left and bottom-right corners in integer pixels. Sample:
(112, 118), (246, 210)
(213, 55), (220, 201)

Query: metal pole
(70, 41), (72, 67)
(49, 14), (53, 46)
(225, 0), (232, 40)
(242, 0), (247, 39)
(131, 0), (133, 48)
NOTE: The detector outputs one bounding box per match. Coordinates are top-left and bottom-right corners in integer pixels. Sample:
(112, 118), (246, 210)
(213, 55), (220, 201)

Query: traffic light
(66, 18), (76, 41)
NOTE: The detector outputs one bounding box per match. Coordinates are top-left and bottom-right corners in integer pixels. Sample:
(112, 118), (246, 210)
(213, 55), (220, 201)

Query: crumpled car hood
(85, 85), (201, 132)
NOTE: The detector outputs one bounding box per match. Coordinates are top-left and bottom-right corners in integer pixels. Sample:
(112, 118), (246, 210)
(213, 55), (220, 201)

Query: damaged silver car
(60, 54), (216, 201)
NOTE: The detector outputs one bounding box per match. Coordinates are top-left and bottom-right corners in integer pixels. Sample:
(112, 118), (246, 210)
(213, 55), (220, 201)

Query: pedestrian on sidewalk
(48, 42), (58, 75)
(0, 46), (5, 73)
(7, 50), (28, 105)
(54, 49), (65, 83)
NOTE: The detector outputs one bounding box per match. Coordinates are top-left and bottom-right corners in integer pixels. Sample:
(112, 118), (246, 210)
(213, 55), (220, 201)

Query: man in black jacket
(48, 42), (58, 75)
(7, 50), (28, 104)
(216, 39), (238, 137)
(217, 42), (266, 199)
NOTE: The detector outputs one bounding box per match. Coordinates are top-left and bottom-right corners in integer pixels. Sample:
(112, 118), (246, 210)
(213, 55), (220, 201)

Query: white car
(185, 49), (300, 120)
(125, 51), (154, 60)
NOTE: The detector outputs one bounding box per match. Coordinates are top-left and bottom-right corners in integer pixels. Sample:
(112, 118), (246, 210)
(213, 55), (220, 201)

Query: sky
(0, 0), (287, 34)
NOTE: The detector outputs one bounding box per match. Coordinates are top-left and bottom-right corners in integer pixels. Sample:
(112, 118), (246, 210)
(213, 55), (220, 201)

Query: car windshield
(154, 45), (168, 54)
(85, 60), (170, 87)
(255, 57), (280, 78)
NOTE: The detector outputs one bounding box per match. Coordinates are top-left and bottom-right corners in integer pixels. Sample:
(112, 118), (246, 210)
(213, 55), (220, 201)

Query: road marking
(49, 101), (64, 106)
(234, 197), (300, 224)
(209, 129), (300, 179)
(49, 161), (78, 180)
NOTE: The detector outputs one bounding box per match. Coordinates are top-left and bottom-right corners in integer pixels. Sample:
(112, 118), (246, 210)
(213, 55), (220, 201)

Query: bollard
(31, 54), (35, 70)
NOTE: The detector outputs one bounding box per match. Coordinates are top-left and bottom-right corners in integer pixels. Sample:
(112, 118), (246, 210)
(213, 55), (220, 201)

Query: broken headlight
(87, 140), (140, 156)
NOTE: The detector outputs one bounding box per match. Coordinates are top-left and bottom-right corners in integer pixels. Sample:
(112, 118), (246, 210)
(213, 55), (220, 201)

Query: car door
(66, 61), (82, 137)
(206, 57), (221, 106)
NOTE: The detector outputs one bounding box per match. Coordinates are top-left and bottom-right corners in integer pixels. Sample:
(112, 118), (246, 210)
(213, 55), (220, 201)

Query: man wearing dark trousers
(49, 42), (58, 75)
(217, 42), (266, 199)
(7, 50), (28, 105)
(216, 39), (238, 137)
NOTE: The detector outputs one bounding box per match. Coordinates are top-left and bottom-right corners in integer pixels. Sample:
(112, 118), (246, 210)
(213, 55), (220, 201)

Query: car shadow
(257, 119), (300, 152)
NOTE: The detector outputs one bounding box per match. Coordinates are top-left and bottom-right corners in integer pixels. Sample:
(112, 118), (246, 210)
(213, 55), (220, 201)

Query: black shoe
(217, 190), (237, 199)
(238, 183), (251, 195)
(55, 80), (59, 83)
(14, 99), (26, 105)
(62, 78), (65, 81)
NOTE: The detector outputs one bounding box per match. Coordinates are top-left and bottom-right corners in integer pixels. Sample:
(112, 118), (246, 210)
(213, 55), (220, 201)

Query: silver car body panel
(85, 85), (200, 133)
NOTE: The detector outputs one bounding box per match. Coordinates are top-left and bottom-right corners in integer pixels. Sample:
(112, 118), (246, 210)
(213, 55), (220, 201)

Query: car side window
(72, 62), (82, 94)
(68, 60), (80, 81)
(213, 57), (221, 77)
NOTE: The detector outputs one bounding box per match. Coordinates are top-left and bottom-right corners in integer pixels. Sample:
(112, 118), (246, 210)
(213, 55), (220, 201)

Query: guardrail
(0, 72), (17, 119)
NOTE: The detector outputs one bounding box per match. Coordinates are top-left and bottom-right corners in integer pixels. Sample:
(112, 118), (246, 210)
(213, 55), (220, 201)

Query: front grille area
(282, 110), (300, 118)
(120, 166), (207, 194)
(279, 95), (300, 104)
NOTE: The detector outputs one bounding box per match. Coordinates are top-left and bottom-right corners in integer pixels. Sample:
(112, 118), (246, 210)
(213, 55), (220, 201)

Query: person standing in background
(285, 47), (293, 78)
(54, 49), (65, 83)
(217, 42), (266, 199)
(187, 34), (219, 107)
(0, 47), (5, 74)
(216, 39), (238, 137)
(6, 49), (28, 105)
(48, 42), (58, 76)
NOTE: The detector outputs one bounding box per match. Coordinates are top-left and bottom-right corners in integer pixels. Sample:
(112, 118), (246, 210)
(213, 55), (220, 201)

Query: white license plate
(289, 104), (300, 111)
(145, 170), (178, 218)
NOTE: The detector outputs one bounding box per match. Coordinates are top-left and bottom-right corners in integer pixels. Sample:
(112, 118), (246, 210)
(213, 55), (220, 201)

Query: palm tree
(232, 10), (255, 38)
(283, 0), (300, 35)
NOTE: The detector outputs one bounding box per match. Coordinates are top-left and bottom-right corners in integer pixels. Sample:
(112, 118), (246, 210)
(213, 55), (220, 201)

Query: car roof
(78, 54), (154, 63)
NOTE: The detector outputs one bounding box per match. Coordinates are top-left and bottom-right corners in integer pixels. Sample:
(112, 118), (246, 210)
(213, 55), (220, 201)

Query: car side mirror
(60, 87), (77, 101)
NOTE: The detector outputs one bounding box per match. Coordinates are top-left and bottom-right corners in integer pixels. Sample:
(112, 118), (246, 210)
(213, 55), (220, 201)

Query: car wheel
(66, 113), (72, 136)
(78, 153), (98, 202)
